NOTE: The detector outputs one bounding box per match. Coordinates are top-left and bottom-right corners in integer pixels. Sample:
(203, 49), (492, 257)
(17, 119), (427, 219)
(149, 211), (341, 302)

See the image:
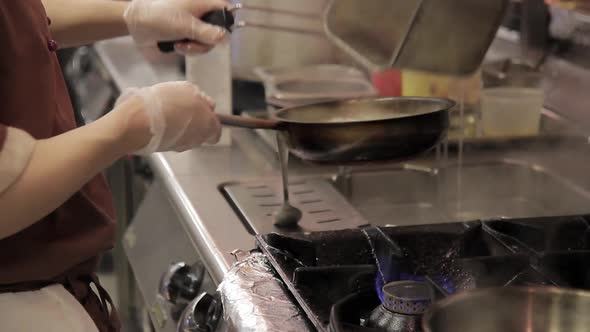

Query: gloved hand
(124, 0), (230, 55)
(116, 81), (222, 155)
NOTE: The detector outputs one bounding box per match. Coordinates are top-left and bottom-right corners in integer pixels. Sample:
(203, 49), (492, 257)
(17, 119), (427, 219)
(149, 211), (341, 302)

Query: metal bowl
(422, 287), (590, 332)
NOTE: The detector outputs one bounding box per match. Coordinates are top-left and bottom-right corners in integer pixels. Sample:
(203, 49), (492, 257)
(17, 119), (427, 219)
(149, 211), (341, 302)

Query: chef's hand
(123, 0), (230, 55)
(115, 81), (222, 155)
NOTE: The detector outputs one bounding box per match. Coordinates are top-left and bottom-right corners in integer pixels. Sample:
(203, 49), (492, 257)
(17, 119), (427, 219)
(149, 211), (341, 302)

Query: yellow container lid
(402, 70), (482, 105)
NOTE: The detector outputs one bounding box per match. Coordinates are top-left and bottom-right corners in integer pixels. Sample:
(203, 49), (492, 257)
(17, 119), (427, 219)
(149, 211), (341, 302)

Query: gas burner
(366, 281), (434, 332)
(382, 281), (433, 314)
(256, 214), (590, 332)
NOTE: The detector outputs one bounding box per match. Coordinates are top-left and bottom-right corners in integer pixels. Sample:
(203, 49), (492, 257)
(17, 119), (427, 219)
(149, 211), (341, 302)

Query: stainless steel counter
(95, 36), (590, 286)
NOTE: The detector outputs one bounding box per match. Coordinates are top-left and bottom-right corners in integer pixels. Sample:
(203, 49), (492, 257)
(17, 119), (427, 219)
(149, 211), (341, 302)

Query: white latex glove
(116, 81), (222, 155)
(124, 0), (230, 54)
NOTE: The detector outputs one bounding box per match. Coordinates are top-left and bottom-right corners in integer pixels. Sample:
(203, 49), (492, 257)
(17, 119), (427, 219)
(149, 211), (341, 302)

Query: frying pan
(218, 97), (454, 164)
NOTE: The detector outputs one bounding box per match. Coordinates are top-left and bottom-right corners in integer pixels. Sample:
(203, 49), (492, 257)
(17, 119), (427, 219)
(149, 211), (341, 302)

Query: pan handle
(217, 114), (280, 130)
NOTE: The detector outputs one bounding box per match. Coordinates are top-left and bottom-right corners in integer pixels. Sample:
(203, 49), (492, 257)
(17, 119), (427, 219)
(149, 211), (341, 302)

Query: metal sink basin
(334, 159), (590, 226)
(221, 158), (590, 234)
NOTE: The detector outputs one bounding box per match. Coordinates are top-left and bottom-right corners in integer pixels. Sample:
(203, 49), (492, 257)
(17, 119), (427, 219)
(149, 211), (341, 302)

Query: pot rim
(421, 286), (590, 332)
(270, 96), (455, 125)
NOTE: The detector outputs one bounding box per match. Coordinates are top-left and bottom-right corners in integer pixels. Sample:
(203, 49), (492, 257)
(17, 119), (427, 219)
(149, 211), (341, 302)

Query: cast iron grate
(256, 214), (590, 332)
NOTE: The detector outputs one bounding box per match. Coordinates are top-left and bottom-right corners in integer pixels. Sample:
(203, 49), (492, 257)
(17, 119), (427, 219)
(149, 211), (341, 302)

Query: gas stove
(255, 215), (590, 332)
(126, 148), (590, 332)
(215, 157), (590, 331)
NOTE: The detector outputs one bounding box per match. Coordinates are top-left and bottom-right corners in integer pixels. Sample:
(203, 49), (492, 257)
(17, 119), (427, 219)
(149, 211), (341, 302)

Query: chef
(0, 0), (229, 330)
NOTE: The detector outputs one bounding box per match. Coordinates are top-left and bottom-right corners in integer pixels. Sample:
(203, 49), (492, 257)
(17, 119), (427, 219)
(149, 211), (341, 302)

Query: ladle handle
(157, 8), (234, 53)
(217, 114), (280, 130)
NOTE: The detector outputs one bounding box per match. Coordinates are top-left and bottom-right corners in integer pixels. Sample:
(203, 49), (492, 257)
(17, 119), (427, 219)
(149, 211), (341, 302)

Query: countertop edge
(147, 154), (230, 282)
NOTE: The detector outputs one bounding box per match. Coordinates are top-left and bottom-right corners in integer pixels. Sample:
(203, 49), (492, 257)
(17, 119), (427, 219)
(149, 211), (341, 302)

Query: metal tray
(254, 64), (376, 105)
(334, 159), (590, 226)
(221, 178), (368, 235)
(324, 0), (508, 74)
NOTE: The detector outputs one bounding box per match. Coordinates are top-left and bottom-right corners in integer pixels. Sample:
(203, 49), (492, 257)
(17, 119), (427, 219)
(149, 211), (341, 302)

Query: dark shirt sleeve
(0, 125), (6, 148)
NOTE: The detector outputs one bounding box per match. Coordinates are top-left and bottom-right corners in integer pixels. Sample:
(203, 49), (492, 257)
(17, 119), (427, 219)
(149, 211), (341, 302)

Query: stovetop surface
(256, 214), (590, 332)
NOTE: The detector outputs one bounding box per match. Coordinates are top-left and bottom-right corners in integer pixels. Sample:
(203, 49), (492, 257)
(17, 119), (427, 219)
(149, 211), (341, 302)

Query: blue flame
(376, 275), (385, 302)
(430, 274), (457, 294)
(374, 258), (456, 302)
(367, 228), (457, 302)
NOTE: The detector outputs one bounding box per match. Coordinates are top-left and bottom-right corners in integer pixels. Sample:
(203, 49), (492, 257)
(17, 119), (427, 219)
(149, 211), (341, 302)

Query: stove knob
(159, 262), (205, 305)
(177, 292), (222, 332)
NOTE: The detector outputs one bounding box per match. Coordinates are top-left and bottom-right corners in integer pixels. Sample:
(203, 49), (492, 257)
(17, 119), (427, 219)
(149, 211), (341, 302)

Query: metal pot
(422, 287), (590, 332)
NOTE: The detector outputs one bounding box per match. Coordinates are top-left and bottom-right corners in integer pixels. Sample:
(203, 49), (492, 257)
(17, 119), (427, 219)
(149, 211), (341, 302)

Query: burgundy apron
(0, 1), (119, 330)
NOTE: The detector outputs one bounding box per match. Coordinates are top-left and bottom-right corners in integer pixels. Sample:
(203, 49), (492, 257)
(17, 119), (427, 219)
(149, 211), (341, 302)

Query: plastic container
(402, 69), (482, 139)
(480, 87), (544, 137)
(401, 70), (482, 106)
(482, 58), (543, 89)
